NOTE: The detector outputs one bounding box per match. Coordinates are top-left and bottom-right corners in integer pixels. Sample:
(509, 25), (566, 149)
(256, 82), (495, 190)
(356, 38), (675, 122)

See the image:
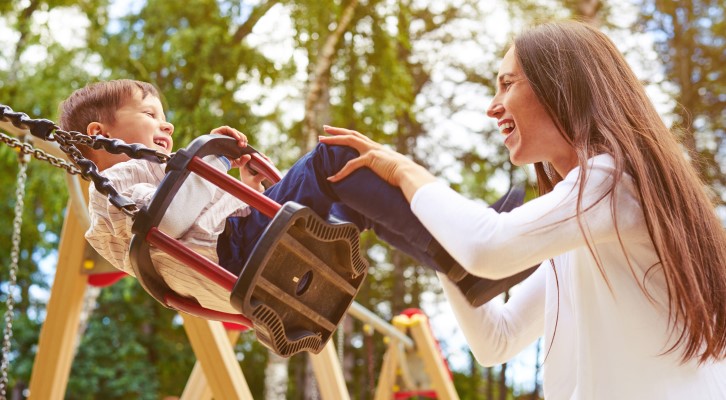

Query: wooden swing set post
(179, 328), (241, 400)
(179, 333), (350, 400)
(178, 315), (253, 399)
(27, 190), (90, 400)
(405, 313), (459, 400)
(371, 309), (460, 400)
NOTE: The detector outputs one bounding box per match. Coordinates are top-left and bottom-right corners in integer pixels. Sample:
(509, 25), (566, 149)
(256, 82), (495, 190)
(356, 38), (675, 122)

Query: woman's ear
(87, 122), (109, 137)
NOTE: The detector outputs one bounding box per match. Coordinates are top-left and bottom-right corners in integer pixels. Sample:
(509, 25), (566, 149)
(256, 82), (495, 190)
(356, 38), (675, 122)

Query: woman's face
(487, 46), (577, 176)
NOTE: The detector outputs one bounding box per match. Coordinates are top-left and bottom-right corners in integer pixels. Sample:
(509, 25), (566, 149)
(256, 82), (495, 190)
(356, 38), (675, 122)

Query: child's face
(101, 89), (174, 154)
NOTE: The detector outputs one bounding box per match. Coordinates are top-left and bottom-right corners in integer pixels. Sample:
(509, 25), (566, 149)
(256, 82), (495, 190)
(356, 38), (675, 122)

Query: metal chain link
(0, 152), (29, 400)
(0, 132), (82, 175)
(0, 104), (174, 217)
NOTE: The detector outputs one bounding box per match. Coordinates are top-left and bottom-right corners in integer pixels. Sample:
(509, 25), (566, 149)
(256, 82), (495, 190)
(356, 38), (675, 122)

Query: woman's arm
(439, 263), (546, 366)
(321, 126), (642, 279)
(411, 160), (641, 279)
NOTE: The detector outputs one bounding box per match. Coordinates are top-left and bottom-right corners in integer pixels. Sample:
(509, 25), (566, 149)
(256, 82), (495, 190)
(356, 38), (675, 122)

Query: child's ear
(87, 122), (109, 138)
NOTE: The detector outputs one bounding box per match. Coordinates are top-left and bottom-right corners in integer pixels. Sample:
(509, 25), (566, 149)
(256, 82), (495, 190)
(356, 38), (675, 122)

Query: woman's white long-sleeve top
(410, 154), (726, 399)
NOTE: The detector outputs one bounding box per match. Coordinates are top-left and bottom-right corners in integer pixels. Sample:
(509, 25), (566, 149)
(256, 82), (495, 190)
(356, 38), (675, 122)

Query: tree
(638, 0), (726, 204)
(7, 0), (717, 398)
(0, 1), (108, 396)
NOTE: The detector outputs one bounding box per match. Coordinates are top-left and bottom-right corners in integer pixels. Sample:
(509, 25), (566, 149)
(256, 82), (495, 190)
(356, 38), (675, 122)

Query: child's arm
(159, 155), (232, 238)
(162, 125), (272, 236)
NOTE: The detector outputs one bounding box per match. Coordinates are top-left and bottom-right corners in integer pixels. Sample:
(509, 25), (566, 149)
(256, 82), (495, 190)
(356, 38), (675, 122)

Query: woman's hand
(319, 125), (437, 201)
(319, 126), (409, 186)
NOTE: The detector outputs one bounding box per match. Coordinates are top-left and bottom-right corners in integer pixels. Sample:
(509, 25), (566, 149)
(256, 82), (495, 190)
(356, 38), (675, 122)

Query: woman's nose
(487, 102), (503, 119)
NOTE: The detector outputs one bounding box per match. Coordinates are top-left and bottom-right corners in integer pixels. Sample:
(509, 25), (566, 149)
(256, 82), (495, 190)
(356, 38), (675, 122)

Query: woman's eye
(502, 81), (513, 89)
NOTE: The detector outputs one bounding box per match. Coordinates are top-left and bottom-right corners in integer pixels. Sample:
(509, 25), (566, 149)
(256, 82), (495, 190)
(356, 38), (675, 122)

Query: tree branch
(303, 0), (359, 150)
(232, 0), (280, 42)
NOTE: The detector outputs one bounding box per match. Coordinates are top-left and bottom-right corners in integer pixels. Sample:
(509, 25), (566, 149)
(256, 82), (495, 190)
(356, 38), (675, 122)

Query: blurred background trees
(0, 0), (723, 398)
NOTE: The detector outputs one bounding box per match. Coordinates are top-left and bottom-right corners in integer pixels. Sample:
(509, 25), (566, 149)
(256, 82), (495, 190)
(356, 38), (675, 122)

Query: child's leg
(216, 143), (534, 306)
(328, 202), (441, 268)
(217, 143), (441, 274)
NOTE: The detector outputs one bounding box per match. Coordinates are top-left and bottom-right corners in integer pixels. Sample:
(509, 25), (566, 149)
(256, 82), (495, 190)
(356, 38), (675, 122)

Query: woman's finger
(327, 157), (368, 182)
(322, 125), (376, 143)
(323, 125), (362, 137)
(257, 151), (272, 163)
(319, 133), (379, 155)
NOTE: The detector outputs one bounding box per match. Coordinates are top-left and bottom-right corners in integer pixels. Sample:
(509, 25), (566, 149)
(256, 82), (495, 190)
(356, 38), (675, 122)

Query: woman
(320, 20), (726, 399)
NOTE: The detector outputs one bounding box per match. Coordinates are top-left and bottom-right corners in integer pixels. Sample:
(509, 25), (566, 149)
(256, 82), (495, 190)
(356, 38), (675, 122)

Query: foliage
(66, 279), (192, 399)
(638, 0), (726, 202)
(0, 0), (722, 399)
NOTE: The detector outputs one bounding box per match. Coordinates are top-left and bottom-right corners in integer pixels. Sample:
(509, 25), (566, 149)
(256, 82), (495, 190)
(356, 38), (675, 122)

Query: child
(60, 79), (523, 313)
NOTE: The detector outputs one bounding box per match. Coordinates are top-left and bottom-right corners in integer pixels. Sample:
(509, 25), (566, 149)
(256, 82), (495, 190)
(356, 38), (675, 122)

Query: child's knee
(312, 142), (359, 171)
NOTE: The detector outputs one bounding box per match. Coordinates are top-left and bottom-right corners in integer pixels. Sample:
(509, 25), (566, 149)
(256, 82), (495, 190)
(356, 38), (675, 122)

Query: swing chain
(0, 104), (173, 217)
(0, 131), (82, 175)
(0, 151), (29, 400)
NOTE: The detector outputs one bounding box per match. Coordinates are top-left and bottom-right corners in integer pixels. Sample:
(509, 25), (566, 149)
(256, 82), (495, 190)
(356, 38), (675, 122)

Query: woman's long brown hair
(514, 20), (726, 363)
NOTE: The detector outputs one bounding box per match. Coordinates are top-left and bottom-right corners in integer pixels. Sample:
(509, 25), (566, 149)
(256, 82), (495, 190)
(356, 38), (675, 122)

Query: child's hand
(210, 126), (248, 148)
(233, 154), (266, 192)
(209, 126), (271, 191)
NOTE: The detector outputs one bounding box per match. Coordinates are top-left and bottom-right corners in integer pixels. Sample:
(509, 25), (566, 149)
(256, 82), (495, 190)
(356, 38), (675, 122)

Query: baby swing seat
(130, 135), (368, 357)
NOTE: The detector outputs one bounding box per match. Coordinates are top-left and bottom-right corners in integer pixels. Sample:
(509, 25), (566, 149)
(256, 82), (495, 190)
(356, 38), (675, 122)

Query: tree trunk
(391, 251), (406, 313)
(302, 0), (359, 151)
(10, 381), (25, 400)
(531, 338), (542, 399)
(342, 314), (355, 383)
(486, 366), (494, 400)
(498, 290), (511, 400)
(499, 363), (508, 400)
(469, 351), (480, 398)
(304, 354), (319, 399)
(265, 351), (289, 400)
(670, 2), (700, 172)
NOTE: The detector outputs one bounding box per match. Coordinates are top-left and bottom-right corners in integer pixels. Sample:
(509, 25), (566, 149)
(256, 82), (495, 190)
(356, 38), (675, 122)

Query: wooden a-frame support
(374, 312), (460, 400)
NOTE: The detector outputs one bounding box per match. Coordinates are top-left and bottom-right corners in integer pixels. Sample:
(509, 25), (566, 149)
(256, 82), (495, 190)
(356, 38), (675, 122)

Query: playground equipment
(0, 108), (461, 399)
(0, 104), (367, 357)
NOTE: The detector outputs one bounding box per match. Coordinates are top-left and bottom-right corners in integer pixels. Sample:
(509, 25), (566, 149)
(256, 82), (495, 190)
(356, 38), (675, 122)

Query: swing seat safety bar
(130, 135), (368, 357)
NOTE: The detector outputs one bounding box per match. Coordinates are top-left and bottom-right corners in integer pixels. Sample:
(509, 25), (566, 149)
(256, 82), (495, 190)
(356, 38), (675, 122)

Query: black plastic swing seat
(230, 201), (367, 357)
(129, 134), (368, 358)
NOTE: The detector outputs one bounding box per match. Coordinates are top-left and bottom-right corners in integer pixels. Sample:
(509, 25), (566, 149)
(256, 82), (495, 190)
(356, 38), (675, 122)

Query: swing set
(0, 103), (472, 399)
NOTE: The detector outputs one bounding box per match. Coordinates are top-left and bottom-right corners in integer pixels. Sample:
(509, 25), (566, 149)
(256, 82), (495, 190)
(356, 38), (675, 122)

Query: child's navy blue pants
(216, 143), (443, 276)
